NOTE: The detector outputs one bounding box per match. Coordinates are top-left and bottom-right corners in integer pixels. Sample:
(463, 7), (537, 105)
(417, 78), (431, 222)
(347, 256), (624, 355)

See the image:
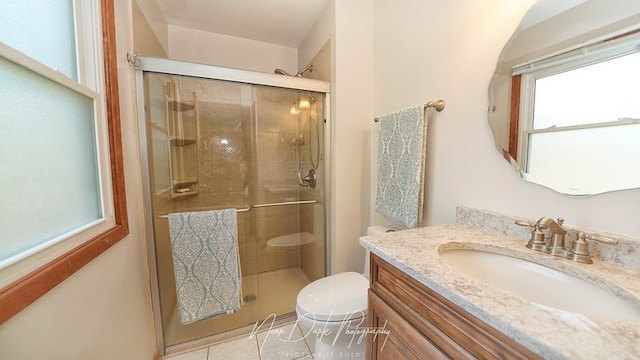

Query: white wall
(331, 0), (374, 273)
(168, 25), (298, 74)
(298, 0), (335, 70)
(134, 0), (169, 54)
(371, 0), (640, 238)
(133, 0), (167, 57)
(0, 1), (156, 359)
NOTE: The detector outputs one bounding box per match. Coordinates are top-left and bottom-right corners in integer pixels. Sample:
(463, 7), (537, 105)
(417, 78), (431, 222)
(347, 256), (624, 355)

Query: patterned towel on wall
(375, 104), (427, 228)
(168, 209), (243, 325)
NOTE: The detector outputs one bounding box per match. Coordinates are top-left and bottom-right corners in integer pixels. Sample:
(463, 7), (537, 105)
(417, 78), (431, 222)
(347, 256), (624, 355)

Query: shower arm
(274, 65), (313, 77)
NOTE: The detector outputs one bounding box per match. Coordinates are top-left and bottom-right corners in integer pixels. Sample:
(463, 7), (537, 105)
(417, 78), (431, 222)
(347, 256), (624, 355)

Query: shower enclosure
(134, 57), (330, 355)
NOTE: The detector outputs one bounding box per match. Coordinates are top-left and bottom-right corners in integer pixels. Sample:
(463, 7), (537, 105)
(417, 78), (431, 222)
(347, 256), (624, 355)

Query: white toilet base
(314, 334), (365, 359)
(297, 314), (367, 359)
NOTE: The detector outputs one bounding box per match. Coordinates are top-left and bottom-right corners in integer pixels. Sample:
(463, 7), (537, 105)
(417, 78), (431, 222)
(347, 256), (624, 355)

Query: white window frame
(0, 0), (115, 288)
(513, 30), (640, 169)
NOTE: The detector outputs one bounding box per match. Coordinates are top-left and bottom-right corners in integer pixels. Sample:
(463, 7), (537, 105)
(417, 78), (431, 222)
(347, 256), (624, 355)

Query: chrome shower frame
(132, 55), (331, 356)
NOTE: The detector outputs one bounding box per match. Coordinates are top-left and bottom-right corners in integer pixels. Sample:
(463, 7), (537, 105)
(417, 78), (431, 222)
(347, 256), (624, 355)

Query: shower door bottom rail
(156, 200), (318, 219)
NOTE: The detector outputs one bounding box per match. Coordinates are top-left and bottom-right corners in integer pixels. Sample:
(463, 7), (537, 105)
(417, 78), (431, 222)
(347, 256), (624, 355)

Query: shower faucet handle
(302, 169), (317, 189)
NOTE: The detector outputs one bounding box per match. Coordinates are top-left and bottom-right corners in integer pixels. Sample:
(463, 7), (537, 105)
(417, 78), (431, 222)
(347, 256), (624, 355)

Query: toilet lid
(296, 272), (368, 322)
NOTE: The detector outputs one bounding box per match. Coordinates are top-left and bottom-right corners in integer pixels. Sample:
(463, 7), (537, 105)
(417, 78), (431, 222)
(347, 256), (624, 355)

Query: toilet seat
(296, 272), (368, 322)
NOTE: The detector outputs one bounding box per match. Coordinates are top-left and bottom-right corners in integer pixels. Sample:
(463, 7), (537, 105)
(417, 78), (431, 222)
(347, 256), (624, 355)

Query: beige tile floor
(164, 322), (313, 360)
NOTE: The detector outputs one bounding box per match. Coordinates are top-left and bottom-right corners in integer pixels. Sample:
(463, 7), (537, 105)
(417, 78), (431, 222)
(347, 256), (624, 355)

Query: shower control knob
(302, 169), (317, 189)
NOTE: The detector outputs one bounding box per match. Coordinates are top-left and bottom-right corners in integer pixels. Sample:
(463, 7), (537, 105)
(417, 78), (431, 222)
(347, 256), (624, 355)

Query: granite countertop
(360, 223), (640, 360)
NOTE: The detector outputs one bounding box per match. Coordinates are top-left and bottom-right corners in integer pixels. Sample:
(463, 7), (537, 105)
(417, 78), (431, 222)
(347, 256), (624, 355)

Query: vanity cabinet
(367, 254), (540, 360)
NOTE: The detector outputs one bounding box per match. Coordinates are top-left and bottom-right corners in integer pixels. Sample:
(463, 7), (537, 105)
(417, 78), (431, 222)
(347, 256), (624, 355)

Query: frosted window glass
(526, 124), (640, 194)
(0, 0), (77, 80)
(0, 57), (101, 261)
(533, 52), (640, 129)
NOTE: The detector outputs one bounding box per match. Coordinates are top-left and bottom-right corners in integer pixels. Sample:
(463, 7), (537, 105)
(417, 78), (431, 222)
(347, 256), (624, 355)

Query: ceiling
(520, 0), (587, 29)
(151, 0), (329, 48)
(145, 1), (579, 48)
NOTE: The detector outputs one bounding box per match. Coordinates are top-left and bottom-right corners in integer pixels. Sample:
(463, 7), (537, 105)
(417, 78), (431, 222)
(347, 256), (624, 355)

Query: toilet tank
(363, 226), (395, 278)
(367, 226), (394, 236)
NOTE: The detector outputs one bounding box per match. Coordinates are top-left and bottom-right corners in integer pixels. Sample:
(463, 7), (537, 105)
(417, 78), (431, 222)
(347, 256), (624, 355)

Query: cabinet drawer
(369, 254), (539, 360)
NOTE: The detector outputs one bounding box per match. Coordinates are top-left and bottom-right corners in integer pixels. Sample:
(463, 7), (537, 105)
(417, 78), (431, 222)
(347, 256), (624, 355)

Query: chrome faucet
(516, 217), (618, 264)
(516, 217), (566, 256)
(536, 217), (567, 257)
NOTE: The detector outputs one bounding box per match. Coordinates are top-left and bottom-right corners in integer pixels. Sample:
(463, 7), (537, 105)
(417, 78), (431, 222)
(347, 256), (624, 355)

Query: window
(0, 0), (127, 324)
(511, 30), (640, 194)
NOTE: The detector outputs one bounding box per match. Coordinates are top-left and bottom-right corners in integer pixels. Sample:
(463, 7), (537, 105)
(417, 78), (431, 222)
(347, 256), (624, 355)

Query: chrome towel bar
(252, 200), (317, 208)
(157, 200), (318, 218)
(374, 99), (445, 122)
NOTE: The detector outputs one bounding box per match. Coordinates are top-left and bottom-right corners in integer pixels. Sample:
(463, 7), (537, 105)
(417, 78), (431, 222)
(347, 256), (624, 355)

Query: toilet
(295, 226), (394, 358)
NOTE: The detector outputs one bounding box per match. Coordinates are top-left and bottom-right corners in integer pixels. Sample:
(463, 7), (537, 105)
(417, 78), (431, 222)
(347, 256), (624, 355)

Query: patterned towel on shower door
(168, 209), (243, 325)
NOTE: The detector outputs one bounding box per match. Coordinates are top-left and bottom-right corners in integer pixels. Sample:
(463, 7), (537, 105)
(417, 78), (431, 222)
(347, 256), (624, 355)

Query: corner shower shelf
(166, 86), (199, 199)
(172, 179), (198, 187)
(167, 100), (194, 112)
(171, 179), (198, 195)
(169, 137), (196, 147)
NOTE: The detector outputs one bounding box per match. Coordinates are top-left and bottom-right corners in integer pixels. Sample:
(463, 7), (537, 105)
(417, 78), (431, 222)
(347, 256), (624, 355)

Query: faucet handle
(583, 232), (618, 246)
(515, 220), (547, 229)
(515, 220), (534, 228)
(515, 220), (547, 251)
(567, 231), (618, 264)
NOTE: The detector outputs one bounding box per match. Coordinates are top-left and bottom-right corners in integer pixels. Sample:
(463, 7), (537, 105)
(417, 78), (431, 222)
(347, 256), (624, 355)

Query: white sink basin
(439, 248), (640, 320)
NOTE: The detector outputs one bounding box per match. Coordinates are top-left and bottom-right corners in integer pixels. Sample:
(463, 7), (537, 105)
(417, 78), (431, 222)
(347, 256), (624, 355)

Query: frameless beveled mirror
(488, 0), (640, 196)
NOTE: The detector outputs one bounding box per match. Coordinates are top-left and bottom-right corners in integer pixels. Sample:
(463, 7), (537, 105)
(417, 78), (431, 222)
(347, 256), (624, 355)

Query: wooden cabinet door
(368, 254), (541, 360)
(368, 290), (448, 360)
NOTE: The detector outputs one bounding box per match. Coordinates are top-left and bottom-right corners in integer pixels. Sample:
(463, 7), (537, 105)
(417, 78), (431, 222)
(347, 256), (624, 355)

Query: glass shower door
(250, 85), (326, 321)
(144, 73), (260, 347)
(141, 71), (326, 350)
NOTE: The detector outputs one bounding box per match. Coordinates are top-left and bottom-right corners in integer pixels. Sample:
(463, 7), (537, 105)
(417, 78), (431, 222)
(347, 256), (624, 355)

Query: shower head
(296, 65), (313, 77)
(274, 68), (294, 76)
(273, 65), (314, 77)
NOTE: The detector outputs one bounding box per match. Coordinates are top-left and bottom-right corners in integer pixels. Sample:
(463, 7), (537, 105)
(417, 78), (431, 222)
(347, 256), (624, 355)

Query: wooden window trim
(0, 0), (128, 325)
(508, 74), (521, 161)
